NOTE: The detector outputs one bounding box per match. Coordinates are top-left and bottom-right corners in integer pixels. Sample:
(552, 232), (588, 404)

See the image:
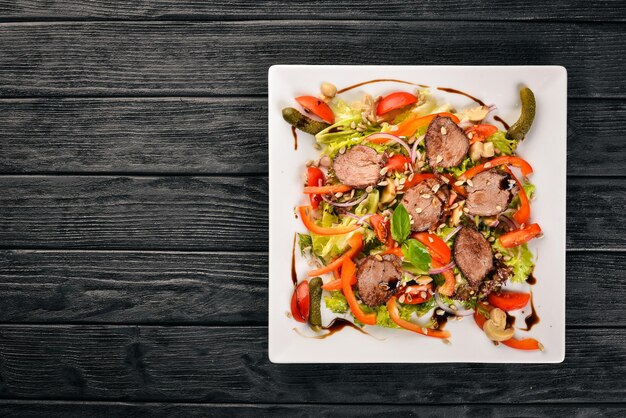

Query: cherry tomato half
(291, 281), (310, 322)
(385, 155), (412, 172)
(488, 291), (531, 311)
(369, 214), (390, 243)
(306, 167), (325, 209)
(376, 92), (417, 115)
(296, 96), (335, 124)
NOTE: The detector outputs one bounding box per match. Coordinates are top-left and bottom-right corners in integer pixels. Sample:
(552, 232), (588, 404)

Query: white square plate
(268, 65), (567, 363)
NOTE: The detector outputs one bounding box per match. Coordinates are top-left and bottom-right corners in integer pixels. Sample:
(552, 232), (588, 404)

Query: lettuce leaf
(324, 291), (349, 313)
(487, 131), (518, 156)
(492, 240), (535, 283)
(445, 156), (475, 177)
(510, 182), (536, 208)
(297, 233), (312, 255)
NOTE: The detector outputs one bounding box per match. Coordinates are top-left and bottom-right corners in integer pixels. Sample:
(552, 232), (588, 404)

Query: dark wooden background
(0, 1), (625, 416)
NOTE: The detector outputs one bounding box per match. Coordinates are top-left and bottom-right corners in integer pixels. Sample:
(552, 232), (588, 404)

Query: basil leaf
(401, 239), (432, 273)
(391, 203), (410, 244)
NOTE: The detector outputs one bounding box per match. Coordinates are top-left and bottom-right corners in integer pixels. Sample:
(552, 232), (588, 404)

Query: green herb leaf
(391, 203), (411, 243)
(401, 239), (432, 273)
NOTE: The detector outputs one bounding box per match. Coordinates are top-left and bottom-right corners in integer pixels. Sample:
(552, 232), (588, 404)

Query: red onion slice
(364, 133), (412, 156)
(443, 225), (462, 242)
(434, 291), (474, 317)
(410, 134), (425, 163)
(429, 261), (455, 275)
(343, 212), (373, 225)
(498, 214), (518, 231)
(321, 192), (368, 208)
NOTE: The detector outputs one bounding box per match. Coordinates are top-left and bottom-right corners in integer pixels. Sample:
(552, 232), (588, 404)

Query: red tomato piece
(465, 124), (499, 144)
(306, 167), (325, 209)
(488, 291), (531, 311)
(295, 96), (335, 124)
(499, 223), (542, 248)
(291, 281), (310, 322)
(385, 155), (412, 172)
(369, 214), (390, 243)
(376, 92), (417, 115)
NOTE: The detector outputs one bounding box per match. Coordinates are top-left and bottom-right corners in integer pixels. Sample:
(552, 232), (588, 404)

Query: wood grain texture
(0, 22), (624, 98)
(0, 176), (622, 250)
(0, 250), (622, 326)
(0, 325), (624, 402)
(0, 98), (267, 174)
(1, 0), (625, 21)
(0, 250), (268, 325)
(0, 176), (268, 251)
(0, 98), (623, 176)
(0, 401), (625, 418)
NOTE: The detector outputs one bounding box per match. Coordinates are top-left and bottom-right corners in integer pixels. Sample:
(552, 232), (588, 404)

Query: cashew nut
(465, 105), (490, 122)
(483, 308), (515, 342)
(449, 200), (465, 226)
(380, 181), (397, 204)
(469, 142), (484, 161)
(483, 216), (499, 227)
(482, 141), (495, 158)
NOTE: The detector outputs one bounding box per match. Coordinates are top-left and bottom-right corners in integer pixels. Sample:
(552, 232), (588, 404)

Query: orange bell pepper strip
(503, 166), (531, 226)
(412, 232), (451, 265)
(298, 206), (361, 237)
(387, 297), (451, 339)
(309, 233), (363, 277)
(499, 223), (542, 248)
(342, 258), (377, 325)
(381, 247), (404, 257)
(390, 112), (460, 138)
(303, 184), (352, 195)
(473, 311), (543, 351)
(459, 156), (533, 180)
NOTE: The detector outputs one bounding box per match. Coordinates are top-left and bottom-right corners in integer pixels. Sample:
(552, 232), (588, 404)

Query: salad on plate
(284, 81), (543, 350)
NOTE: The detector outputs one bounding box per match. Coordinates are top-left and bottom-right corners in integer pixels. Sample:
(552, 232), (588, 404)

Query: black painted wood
(1, 401), (625, 418)
(0, 176), (622, 250)
(0, 98), (623, 176)
(0, 325), (623, 403)
(0, 250), (623, 326)
(1, 0), (625, 21)
(0, 22), (625, 98)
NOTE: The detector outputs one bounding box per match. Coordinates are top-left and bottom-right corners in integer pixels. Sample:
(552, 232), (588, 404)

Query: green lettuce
(487, 131), (518, 155)
(311, 192), (380, 262)
(492, 240), (535, 283)
(510, 182), (536, 208)
(445, 156), (475, 177)
(297, 233), (312, 255)
(324, 291), (349, 313)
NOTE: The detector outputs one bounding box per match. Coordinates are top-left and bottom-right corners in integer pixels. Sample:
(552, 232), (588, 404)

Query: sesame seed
(432, 184), (440, 193)
(484, 162), (492, 168)
(441, 127), (447, 135)
(399, 178), (406, 185)
(389, 152), (395, 157)
(428, 236), (434, 243)
(441, 176), (449, 184)
(420, 291), (427, 299)
(503, 255), (512, 261)
(417, 276), (432, 284)
(466, 179), (474, 187)
(488, 236), (495, 242)
(358, 123), (366, 130)
(450, 305), (458, 311)
(305, 160), (313, 167)
(396, 185), (404, 191)
(374, 254), (383, 261)
(410, 220), (415, 225)
(421, 194), (431, 199)
(436, 309), (445, 316)
(390, 198), (397, 206)
(495, 253), (503, 259)
(339, 146), (346, 154)
(450, 203), (459, 209)
(350, 189), (355, 198)
(313, 143), (322, 150)
(378, 181), (388, 186)
(463, 207), (469, 213)
(365, 186), (374, 193)
(408, 173), (415, 182)
(380, 167), (389, 176)
(350, 121), (357, 129)
(356, 127), (364, 132)
(454, 180), (464, 186)
(335, 192), (343, 198)
(406, 294), (413, 302)
(417, 161), (425, 168)
(496, 205), (503, 211)
(436, 155), (444, 163)
(467, 132), (474, 139)
(415, 207), (423, 214)
(443, 338), (451, 345)
(399, 295), (406, 303)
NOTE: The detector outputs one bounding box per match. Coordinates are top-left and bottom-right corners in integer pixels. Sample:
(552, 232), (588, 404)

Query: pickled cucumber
(282, 107), (330, 135)
(506, 87), (536, 142)
(308, 277), (323, 331)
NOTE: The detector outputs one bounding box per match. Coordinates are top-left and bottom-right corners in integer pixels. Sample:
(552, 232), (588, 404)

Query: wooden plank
(0, 401), (625, 418)
(0, 250), (268, 325)
(1, 0), (625, 21)
(0, 176), (622, 250)
(0, 176), (268, 251)
(0, 250), (622, 326)
(0, 98), (267, 174)
(0, 22), (624, 98)
(0, 325), (623, 402)
(0, 98), (623, 176)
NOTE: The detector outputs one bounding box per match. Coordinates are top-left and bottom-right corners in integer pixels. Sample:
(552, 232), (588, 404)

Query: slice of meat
(356, 254), (402, 307)
(424, 116), (470, 168)
(465, 168), (519, 216)
(453, 227), (494, 286)
(400, 178), (449, 232)
(332, 145), (387, 189)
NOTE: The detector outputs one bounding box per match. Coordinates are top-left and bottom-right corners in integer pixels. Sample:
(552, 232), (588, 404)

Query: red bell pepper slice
(298, 206), (360, 236)
(412, 232), (451, 265)
(390, 112), (460, 138)
(503, 166), (531, 226)
(303, 184), (352, 195)
(342, 258), (377, 325)
(310, 233), (363, 277)
(385, 155), (412, 172)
